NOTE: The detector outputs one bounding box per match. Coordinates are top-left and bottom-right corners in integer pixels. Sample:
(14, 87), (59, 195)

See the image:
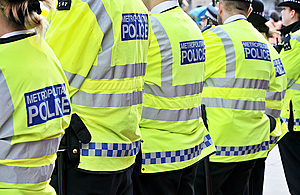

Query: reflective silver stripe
(0, 137), (61, 159)
(150, 16), (173, 87)
(265, 90), (286, 101)
(142, 17), (203, 98)
(90, 63), (147, 80)
(291, 34), (300, 42)
(143, 82), (204, 97)
(204, 78), (269, 89)
(290, 83), (300, 91)
(201, 98), (265, 111)
(215, 140), (269, 156)
(270, 135), (280, 145)
(210, 27), (236, 77)
(64, 70), (85, 90)
(265, 108), (281, 118)
(142, 134), (213, 165)
(0, 69), (14, 137)
(287, 78), (296, 87)
(142, 106), (201, 121)
(72, 91), (142, 107)
(80, 140), (140, 157)
(82, 0), (114, 80)
(0, 163), (54, 184)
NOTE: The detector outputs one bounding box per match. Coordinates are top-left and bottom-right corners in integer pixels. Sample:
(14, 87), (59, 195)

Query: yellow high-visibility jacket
(0, 33), (71, 194)
(46, 0), (150, 172)
(139, 6), (215, 174)
(280, 26), (300, 132)
(202, 16), (286, 163)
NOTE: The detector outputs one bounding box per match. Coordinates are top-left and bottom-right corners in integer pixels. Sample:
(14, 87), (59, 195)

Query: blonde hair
(1, 0), (54, 35)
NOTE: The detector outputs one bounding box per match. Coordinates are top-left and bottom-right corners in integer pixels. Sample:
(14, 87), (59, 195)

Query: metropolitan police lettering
(180, 40), (205, 65)
(242, 41), (271, 61)
(273, 58), (286, 77)
(25, 84), (71, 127)
(121, 13), (148, 41)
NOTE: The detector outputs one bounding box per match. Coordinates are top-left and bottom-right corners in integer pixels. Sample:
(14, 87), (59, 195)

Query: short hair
(270, 12), (280, 22)
(221, 0), (251, 15)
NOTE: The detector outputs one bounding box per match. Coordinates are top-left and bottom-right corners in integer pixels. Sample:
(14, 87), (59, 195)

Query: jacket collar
(280, 21), (300, 35)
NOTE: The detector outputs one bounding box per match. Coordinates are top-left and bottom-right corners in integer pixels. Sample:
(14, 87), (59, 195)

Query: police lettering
(273, 58), (286, 77)
(180, 40), (206, 65)
(242, 41), (271, 61)
(121, 13), (148, 41)
(25, 84), (71, 127)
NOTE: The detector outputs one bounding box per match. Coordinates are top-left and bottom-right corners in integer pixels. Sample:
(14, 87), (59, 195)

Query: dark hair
(1, 0), (53, 35)
(270, 12), (280, 22)
(222, 0), (251, 15)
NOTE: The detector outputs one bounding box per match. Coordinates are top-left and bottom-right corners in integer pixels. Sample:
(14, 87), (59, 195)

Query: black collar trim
(0, 33), (36, 44)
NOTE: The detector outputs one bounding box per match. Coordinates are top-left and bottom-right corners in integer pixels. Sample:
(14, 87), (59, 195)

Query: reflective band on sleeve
(80, 140), (140, 157)
(287, 78), (296, 87)
(142, 134), (213, 165)
(71, 91), (142, 107)
(143, 81), (204, 97)
(141, 106), (201, 121)
(64, 71), (86, 90)
(215, 140), (269, 156)
(0, 69), (14, 136)
(265, 90), (286, 101)
(0, 136), (61, 159)
(0, 163), (54, 184)
(265, 108), (281, 118)
(201, 98), (265, 111)
(205, 78), (269, 90)
(210, 27), (236, 77)
(282, 118), (300, 126)
(290, 83), (300, 91)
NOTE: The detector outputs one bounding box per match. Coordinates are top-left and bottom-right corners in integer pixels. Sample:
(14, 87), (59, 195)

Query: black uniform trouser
(246, 157), (266, 195)
(50, 151), (133, 195)
(195, 160), (256, 195)
(132, 161), (198, 195)
(278, 131), (300, 195)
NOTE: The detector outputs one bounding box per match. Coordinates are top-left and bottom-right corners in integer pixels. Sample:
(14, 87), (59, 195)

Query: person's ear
(218, 1), (222, 15)
(290, 9), (296, 19)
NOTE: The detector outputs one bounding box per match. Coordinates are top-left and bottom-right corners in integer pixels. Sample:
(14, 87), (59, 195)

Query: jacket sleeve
(0, 72), (14, 130)
(266, 46), (287, 150)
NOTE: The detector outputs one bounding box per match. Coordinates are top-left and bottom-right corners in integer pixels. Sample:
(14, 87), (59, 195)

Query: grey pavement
(263, 145), (290, 195)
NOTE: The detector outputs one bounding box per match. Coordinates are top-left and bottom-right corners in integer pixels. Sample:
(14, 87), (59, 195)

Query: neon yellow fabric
(280, 29), (300, 132)
(46, 0), (150, 172)
(139, 7), (215, 173)
(0, 34), (71, 194)
(203, 19), (286, 163)
(267, 46), (287, 150)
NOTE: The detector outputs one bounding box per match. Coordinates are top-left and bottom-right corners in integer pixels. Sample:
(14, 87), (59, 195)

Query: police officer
(132, 0), (216, 194)
(277, 0), (300, 194)
(194, 0), (286, 194)
(247, 1), (287, 194)
(201, 5), (218, 32)
(0, 0), (71, 194)
(45, 0), (150, 194)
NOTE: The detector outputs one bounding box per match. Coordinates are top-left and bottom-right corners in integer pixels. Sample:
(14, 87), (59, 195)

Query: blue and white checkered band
(142, 134), (213, 165)
(80, 140), (140, 157)
(270, 135), (280, 145)
(283, 0), (300, 4)
(215, 141), (269, 156)
(253, 11), (264, 16)
(282, 118), (300, 126)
